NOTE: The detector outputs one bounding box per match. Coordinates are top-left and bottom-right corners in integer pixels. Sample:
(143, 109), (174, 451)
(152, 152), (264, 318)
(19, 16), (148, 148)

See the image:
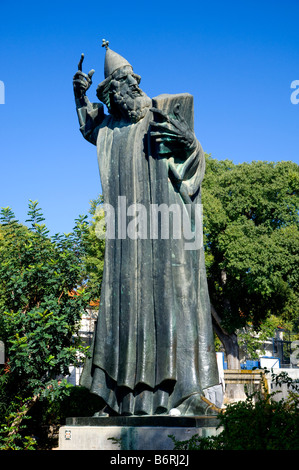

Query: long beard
(113, 90), (151, 123)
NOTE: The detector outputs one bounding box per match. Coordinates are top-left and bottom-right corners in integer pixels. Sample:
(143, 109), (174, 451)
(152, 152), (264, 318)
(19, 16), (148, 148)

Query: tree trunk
(211, 304), (240, 370)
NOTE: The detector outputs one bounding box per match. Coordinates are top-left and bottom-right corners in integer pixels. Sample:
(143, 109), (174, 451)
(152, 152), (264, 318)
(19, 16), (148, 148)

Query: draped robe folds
(79, 93), (219, 415)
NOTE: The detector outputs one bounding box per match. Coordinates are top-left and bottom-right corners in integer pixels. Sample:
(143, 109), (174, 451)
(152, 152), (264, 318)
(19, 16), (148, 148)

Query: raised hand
(73, 53), (95, 99)
(150, 103), (196, 152)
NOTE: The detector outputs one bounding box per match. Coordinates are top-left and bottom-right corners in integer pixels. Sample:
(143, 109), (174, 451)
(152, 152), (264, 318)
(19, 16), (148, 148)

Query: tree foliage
(202, 157), (299, 339)
(80, 195), (105, 302)
(0, 201), (92, 448)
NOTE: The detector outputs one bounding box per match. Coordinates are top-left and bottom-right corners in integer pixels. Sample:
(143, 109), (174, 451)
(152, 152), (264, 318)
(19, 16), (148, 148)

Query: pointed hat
(102, 39), (132, 78)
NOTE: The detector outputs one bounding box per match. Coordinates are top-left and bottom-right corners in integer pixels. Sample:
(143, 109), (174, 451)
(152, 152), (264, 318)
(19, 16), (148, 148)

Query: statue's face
(110, 66), (143, 99)
(109, 66), (151, 123)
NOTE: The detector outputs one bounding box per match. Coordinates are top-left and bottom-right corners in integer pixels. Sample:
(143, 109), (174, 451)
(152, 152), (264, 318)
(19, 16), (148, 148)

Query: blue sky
(0, 0), (298, 235)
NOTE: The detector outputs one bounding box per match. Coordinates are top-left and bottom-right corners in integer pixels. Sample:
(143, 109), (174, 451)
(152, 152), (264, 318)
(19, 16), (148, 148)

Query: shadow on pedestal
(59, 415), (221, 450)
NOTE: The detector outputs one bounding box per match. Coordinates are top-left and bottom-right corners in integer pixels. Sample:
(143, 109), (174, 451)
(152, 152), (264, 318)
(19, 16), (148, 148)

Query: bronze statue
(73, 40), (222, 416)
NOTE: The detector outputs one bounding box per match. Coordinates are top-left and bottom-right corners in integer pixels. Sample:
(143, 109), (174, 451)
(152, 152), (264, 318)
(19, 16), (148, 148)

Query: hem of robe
(87, 366), (176, 416)
(81, 364), (220, 416)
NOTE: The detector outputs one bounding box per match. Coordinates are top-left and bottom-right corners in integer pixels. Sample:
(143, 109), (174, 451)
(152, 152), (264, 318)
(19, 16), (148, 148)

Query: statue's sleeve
(75, 96), (105, 145)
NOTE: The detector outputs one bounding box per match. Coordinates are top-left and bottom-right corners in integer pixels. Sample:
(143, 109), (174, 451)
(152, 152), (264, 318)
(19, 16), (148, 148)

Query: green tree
(202, 157), (299, 368)
(238, 315), (296, 360)
(0, 201), (91, 448)
(80, 195), (105, 303)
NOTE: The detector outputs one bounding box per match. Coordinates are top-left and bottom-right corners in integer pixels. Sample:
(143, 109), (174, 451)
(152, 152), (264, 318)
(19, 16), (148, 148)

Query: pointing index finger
(78, 53), (84, 71)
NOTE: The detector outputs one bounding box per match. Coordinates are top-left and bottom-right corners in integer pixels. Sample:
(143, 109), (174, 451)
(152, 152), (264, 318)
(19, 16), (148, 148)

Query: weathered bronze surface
(73, 40), (220, 416)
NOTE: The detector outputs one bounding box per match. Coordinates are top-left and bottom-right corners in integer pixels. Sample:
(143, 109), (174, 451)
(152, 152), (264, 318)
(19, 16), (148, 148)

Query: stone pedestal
(58, 416), (221, 450)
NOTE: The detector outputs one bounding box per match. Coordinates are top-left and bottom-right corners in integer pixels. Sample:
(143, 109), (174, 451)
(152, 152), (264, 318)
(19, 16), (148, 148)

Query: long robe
(79, 93), (219, 415)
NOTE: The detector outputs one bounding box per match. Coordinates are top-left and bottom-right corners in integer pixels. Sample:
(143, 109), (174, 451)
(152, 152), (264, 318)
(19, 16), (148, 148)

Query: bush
(0, 202), (94, 449)
(25, 386), (104, 449)
(171, 371), (299, 450)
